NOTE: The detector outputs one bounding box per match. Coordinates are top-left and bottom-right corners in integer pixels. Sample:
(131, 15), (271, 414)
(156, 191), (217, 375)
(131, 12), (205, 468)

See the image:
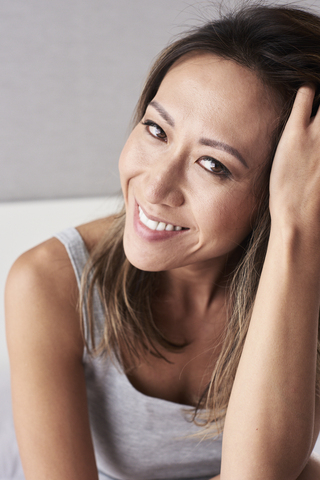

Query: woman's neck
(152, 258), (234, 346)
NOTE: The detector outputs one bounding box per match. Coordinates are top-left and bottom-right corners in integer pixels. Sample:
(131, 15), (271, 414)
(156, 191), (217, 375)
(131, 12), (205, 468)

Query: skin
(120, 53), (277, 277)
(218, 84), (320, 480)
(5, 52), (320, 479)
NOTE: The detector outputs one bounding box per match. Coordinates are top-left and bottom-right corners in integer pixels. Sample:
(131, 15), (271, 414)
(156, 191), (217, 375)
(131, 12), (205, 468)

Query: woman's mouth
(133, 201), (189, 241)
(138, 205), (186, 232)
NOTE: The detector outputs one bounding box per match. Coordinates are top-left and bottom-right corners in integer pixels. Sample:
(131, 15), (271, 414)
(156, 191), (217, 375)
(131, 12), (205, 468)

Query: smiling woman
(4, 3), (320, 480)
(120, 53), (276, 272)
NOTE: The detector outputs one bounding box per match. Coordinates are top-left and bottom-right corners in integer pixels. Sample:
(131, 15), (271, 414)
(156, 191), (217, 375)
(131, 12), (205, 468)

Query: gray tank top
(55, 227), (222, 480)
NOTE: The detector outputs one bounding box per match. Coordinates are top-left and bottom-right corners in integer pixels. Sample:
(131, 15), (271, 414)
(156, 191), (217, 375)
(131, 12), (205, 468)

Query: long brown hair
(81, 3), (320, 435)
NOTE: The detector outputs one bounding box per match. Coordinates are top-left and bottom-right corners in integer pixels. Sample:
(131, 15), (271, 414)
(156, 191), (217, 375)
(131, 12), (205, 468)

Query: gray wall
(1, 0), (320, 202)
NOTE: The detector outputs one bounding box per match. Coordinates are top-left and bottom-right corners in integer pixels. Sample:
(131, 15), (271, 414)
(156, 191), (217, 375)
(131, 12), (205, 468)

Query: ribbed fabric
(55, 228), (222, 480)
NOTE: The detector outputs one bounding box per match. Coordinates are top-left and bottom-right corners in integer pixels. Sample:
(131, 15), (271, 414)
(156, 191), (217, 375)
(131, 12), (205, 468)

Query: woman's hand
(269, 85), (320, 241)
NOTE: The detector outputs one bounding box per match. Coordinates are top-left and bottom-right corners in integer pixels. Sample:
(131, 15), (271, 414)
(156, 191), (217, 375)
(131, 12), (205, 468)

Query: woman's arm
(5, 238), (99, 480)
(220, 86), (320, 480)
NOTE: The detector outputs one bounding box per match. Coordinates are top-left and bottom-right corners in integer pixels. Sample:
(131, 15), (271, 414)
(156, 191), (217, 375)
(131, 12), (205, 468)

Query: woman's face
(119, 53), (278, 273)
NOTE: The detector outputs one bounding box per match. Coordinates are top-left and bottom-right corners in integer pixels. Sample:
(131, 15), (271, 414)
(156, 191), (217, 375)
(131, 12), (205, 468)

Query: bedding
(0, 369), (24, 479)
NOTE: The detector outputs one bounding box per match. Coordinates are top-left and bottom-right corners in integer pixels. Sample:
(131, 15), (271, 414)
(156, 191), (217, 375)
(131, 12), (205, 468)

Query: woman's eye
(142, 120), (167, 141)
(198, 156), (231, 177)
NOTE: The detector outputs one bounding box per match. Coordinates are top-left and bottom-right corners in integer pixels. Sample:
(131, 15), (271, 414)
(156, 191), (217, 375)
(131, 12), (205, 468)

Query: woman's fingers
(269, 82), (320, 232)
(288, 84), (316, 128)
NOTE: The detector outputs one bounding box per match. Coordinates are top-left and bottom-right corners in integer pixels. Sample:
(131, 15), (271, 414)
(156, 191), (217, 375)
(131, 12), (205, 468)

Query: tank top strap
(54, 227), (89, 288)
(54, 227), (105, 348)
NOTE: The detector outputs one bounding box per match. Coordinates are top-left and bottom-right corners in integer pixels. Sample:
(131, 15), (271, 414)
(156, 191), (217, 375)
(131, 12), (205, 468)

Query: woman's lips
(138, 205), (186, 231)
(133, 201), (189, 240)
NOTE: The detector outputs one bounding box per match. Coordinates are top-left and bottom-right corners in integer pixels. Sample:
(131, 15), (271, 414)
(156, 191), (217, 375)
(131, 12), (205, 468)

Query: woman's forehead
(151, 53), (280, 168)
(163, 52), (271, 103)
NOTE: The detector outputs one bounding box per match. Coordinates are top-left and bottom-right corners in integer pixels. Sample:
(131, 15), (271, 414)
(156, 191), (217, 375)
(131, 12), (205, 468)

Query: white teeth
(139, 208), (149, 225)
(146, 219), (158, 230)
(138, 205), (183, 232)
(156, 222), (166, 231)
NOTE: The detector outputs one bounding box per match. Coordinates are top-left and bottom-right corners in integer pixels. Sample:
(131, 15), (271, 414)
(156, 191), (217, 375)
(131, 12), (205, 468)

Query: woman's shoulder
(6, 215), (115, 294)
(5, 235), (82, 361)
(6, 233), (77, 306)
(5, 216), (115, 359)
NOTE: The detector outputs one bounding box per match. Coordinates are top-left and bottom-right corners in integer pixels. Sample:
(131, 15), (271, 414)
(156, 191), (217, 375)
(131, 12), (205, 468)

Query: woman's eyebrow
(200, 138), (249, 169)
(149, 101), (175, 127)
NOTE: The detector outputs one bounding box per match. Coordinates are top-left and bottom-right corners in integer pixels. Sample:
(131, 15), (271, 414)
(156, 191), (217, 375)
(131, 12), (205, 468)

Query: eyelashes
(141, 120), (167, 141)
(197, 156), (231, 178)
(141, 119), (232, 179)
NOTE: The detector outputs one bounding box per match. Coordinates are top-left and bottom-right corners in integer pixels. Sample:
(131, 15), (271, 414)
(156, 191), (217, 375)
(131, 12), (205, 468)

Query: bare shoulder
(6, 234), (77, 296)
(5, 235), (83, 361)
(5, 235), (77, 309)
(5, 215), (116, 361)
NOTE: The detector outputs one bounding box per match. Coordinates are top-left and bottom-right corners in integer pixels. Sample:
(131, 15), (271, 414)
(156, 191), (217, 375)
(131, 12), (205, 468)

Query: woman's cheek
(211, 189), (256, 242)
(119, 134), (149, 184)
(118, 138), (133, 177)
(119, 142), (138, 197)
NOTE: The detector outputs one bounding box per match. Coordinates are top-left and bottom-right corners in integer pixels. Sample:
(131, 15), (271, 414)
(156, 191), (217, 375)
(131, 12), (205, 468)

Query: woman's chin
(123, 243), (164, 272)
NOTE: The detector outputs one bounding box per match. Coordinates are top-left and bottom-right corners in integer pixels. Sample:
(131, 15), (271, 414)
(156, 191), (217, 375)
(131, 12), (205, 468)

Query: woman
(5, 3), (320, 479)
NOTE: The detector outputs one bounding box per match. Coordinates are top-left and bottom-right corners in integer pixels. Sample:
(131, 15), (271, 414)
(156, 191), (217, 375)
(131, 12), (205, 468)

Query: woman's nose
(143, 158), (185, 207)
